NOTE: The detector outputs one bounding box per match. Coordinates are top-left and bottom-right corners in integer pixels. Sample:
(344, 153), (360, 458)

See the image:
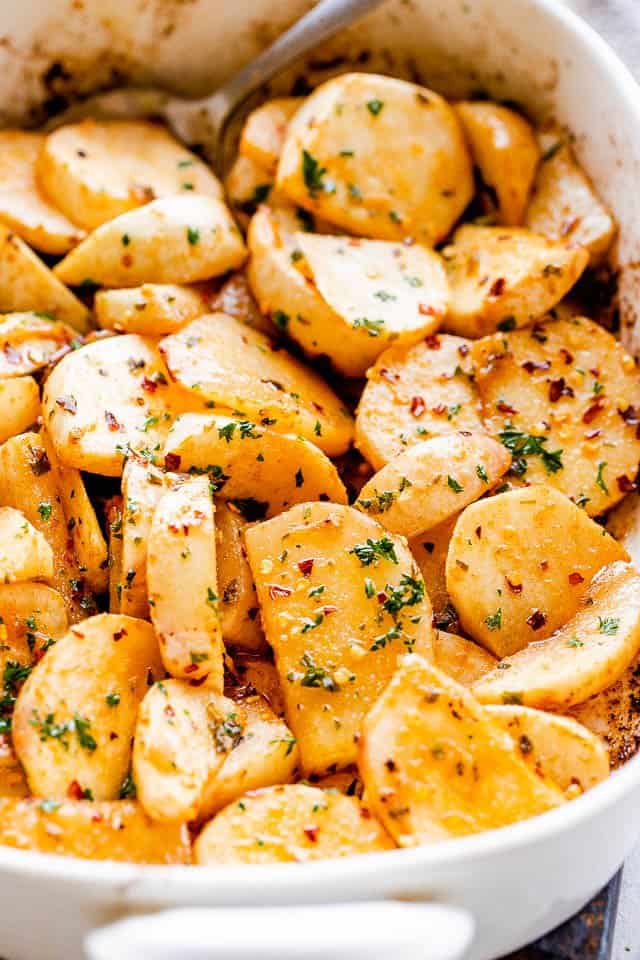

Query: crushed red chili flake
(56, 394), (77, 414)
(526, 609), (547, 630)
(112, 629), (127, 641)
(410, 396), (426, 417)
(548, 377), (574, 402)
(456, 559), (469, 571)
(540, 560), (549, 571)
(496, 401), (517, 414)
(183, 663), (199, 674)
(385, 758), (397, 772)
(458, 343), (470, 357)
(568, 572), (584, 585)
(28, 446), (51, 476)
(377, 591), (388, 604)
(164, 704), (175, 717)
(323, 605), (338, 615)
(582, 400), (604, 424)
(522, 359), (551, 373)
(298, 559), (314, 577)
(164, 453), (181, 471)
(67, 780), (86, 801)
(506, 578), (523, 594)
(560, 216), (580, 237)
(269, 584), (293, 599)
(618, 406), (640, 438)
(425, 334), (441, 349)
(488, 277), (506, 297)
(379, 368), (399, 383)
(584, 429), (601, 440)
(617, 474), (636, 493)
(475, 526), (482, 539)
(104, 410), (121, 431)
(418, 303), (437, 316)
(303, 826), (319, 843)
(431, 403), (447, 416)
(559, 348), (574, 364)
(141, 376), (158, 393)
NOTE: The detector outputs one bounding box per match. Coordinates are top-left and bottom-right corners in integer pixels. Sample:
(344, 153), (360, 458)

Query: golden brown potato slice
(360, 655), (563, 844)
(0, 507), (53, 583)
(0, 130), (84, 253)
(240, 98), (303, 175)
(38, 119), (223, 229)
(245, 502), (433, 774)
(0, 226), (88, 332)
(53, 195), (246, 288)
(0, 798), (190, 863)
(160, 313), (353, 457)
(0, 582), (68, 678)
(471, 316), (640, 516)
(446, 485), (627, 657)
(147, 476), (224, 688)
(43, 334), (199, 477)
(442, 224), (588, 338)
(0, 736), (29, 798)
(195, 783), (393, 864)
(95, 283), (208, 335)
(526, 139), (616, 265)
(215, 501), (264, 652)
(164, 412), (347, 517)
(0, 377), (40, 443)
(13, 613), (163, 800)
(106, 497), (123, 614)
(0, 432), (86, 619)
(455, 102), (540, 226)
(474, 562), (640, 710)
(230, 653), (285, 717)
(433, 630), (497, 687)
(277, 73), (473, 245)
(409, 517), (458, 623)
(210, 270), (274, 335)
(355, 334), (482, 471)
(355, 433), (511, 537)
(485, 705), (609, 793)
(0, 313), (76, 378)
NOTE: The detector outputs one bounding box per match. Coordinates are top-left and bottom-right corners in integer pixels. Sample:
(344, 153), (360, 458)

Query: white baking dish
(1, 1), (640, 957)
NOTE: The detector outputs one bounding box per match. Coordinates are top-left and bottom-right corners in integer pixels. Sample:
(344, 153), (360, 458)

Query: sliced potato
(164, 412), (347, 517)
(474, 562), (640, 709)
(0, 376), (40, 443)
(215, 501), (264, 652)
(195, 783), (393, 864)
(433, 630), (497, 687)
(471, 316), (640, 515)
(245, 502), (433, 774)
(240, 98), (302, 175)
(526, 140), (616, 264)
(355, 334), (482, 470)
(43, 334), (201, 477)
(442, 225), (588, 337)
(210, 270), (274, 335)
(277, 73), (473, 245)
(160, 313), (353, 457)
(38, 119), (223, 229)
(0, 226), (88, 332)
(53, 195), (246, 287)
(0, 312), (77, 378)
(230, 653), (285, 717)
(0, 507), (53, 583)
(147, 476), (224, 688)
(0, 582), (68, 677)
(447, 485), (627, 657)
(106, 497), (123, 614)
(355, 433), (511, 537)
(0, 736), (29, 798)
(409, 517), (458, 623)
(13, 613), (163, 800)
(95, 283), (208, 335)
(485, 705), (609, 793)
(455, 101), (539, 226)
(0, 798), (190, 863)
(360, 655), (563, 844)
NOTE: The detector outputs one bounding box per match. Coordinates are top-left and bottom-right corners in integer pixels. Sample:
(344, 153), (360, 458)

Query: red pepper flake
(183, 663), (199, 674)
(568, 572), (584, 585)
(410, 396), (426, 418)
(67, 780), (86, 801)
(584, 429), (601, 440)
(376, 591), (388, 604)
(618, 406), (640, 438)
(303, 826), (318, 843)
(489, 277), (506, 297)
(496, 401), (517, 414)
(56, 394), (77, 414)
(379, 367), (399, 383)
(458, 343), (470, 357)
(164, 704), (175, 717)
(617, 474), (636, 493)
(582, 400), (604, 424)
(455, 559), (469, 571)
(506, 578), (523, 594)
(425, 334), (440, 349)
(109, 731), (118, 740)
(104, 410), (121, 431)
(418, 302), (436, 316)
(548, 377), (574, 402)
(526, 609), (546, 631)
(540, 560), (549, 571)
(522, 359), (551, 373)
(559, 348), (574, 365)
(475, 525), (482, 539)
(141, 376), (158, 393)
(112, 629), (127, 641)
(431, 403), (447, 416)
(164, 452), (181, 471)
(268, 584), (293, 599)
(298, 559), (314, 577)
(322, 605), (338, 615)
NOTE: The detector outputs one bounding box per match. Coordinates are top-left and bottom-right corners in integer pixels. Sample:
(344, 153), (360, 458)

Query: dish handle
(84, 901), (475, 960)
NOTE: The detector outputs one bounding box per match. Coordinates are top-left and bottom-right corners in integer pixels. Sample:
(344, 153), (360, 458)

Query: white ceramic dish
(1, 1), (640, 958)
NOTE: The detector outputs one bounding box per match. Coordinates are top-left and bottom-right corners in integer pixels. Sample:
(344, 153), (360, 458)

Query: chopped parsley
(498, 426), (563, 476)
(485, 608), (503, 631)
(447, 475), (463, 493)
(366, 98), (384, 116)
(302, 150), (332, 197)
(598, 616), (619, 635)
(37, 501), (52, 522)
(596, 461), (609, 495)
(350, 536), (399, 566)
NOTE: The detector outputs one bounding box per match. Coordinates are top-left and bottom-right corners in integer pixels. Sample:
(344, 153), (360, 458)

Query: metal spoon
(44, 0), (389, 173)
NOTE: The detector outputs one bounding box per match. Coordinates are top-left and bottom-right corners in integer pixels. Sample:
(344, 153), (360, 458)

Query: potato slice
(13, 613), (163, 800)
(0, 798), (190, 863)
(195, 783), (393, 864)
(240, 98), (302, 175)
(95, 283), (207, 335)
(215, 501), (264, 652)
(277, 73), (473, 245)
(0, 376), (40, 443)
(526, 140), (616, 265)
(106, 497), (123, 614)
(0, 131), (84, 253)
(485, 705), (609, 793)
(147, 476), (224, 688)
(210, 270), (274, 335)
(471, 316), (640, 516)
(455, 102), (540, 226)
(433, 630), (497, 687)
(0, 313), (77, 378)
(474, 561), (640, 709)
(355, 334), (482, 470)
(38, 119), (223, 229)
(160, 313), (353, 456)
(0, 226), (89, 332)
(409, 517), (458, 624)
(442, 224), (588, 338)
(355, 433), (511, 537)
(0, 736), (29, 798)
(569, 650), (640, 769)
(164, 412), (347, 517)
(0, 433), (86, 618)
(0, 583), (68, 677)
(230, 653), (285, 717)
(53, 195), (246, 288)
(447, 485), (627, 658)
(0, 507), (53, 583)
(245, 502), (433, 774)
(43, 334), (198, 477)
(360, 655), (563, 844)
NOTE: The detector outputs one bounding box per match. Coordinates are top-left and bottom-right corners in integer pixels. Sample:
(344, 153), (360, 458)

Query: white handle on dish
(84, 902), (474, 960)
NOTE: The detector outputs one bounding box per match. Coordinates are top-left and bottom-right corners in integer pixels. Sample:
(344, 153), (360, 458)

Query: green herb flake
(485, 608), (503, 631)
(37, 501), (52, 522)
(366, 98), (384, 116)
